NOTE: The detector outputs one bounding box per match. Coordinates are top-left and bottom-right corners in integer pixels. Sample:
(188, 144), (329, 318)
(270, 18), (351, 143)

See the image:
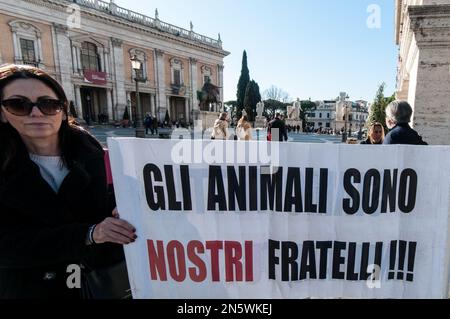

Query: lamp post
(131, 55), (147, 138)
(358, 111), (363, 140)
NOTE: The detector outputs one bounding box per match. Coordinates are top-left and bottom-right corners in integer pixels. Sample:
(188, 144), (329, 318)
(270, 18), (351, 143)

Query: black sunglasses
(1, 97), (64, 116)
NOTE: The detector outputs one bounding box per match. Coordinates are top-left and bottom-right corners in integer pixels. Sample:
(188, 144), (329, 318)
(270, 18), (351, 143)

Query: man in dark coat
(268, 113), (288, 142)
(383, 101), (428, 145)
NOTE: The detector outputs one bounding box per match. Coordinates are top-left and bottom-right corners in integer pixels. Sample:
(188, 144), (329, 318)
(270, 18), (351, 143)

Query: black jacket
(268, 118), (288, 142)
(0, 129), (124, 299)
(383, 123), (428, 145)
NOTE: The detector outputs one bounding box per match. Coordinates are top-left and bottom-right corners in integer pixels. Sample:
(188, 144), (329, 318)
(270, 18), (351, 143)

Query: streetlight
(130, 55), (147, 138)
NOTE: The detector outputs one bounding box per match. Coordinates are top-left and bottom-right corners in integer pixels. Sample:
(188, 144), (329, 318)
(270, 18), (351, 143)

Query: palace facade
(0, 0), (229, 125)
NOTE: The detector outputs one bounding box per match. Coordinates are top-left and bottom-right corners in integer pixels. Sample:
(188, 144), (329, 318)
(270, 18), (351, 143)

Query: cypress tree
(243, 80), (261, 121)
(236, 50), (250, 119)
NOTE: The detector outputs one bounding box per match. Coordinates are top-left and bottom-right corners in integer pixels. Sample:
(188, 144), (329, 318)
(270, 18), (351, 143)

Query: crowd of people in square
(210, 100), (427, 146)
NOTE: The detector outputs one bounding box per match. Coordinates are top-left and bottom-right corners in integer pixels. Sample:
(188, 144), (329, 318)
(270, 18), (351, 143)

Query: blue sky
(116, 0), (397, 103)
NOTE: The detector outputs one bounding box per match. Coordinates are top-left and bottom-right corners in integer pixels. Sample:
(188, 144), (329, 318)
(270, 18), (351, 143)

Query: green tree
(262, 86), (291, 119)
(263, 99), (285, 118)
(300, 100), (316, 123)
(367, 83), (395, 132)
(236, 50), (250, 119)
(243, 80), (261, 121)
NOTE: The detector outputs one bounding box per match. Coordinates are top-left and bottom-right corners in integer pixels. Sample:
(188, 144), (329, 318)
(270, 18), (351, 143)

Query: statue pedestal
(198, 111), (220, 130)
(285, 119), (303, 129)
(254, 116), (267, 129)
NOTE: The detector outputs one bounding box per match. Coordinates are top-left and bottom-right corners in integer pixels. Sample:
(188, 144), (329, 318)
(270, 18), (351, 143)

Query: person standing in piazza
(144, 113), (153, 135)
(236, 115), (252, 141)
(268, 112), (288, 142)
(152, 115), (159, 135)
(211, 112), (229, 140)
(0, 64), (137, 299)
(383, 101), (428, 145)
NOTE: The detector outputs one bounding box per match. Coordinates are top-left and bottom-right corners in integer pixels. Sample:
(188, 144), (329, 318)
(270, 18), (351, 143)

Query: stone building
(0, 0), (229, 125)
(308, 100), (336, 131)
(395, 0), (450, 144)
(308, 94), (369, 135)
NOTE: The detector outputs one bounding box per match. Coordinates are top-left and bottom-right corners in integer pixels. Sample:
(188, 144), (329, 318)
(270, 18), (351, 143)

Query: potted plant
(164, 110), (171, 127)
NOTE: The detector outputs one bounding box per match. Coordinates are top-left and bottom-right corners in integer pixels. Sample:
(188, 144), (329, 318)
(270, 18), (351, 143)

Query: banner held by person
(107, 138), (450, 299)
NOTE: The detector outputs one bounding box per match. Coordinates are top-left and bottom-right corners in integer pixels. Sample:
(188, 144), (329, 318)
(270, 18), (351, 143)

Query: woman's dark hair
(0, 64), (99, 173)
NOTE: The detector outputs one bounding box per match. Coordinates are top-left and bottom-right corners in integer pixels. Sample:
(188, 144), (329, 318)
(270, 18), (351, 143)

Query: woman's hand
(93, 208), (137, 245)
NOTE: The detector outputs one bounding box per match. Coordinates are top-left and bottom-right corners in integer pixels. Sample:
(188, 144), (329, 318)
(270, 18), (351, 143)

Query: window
(319, 113), (322, 118)
(170, 58), (184, 86)
(201, 65), (212, 85)
(326, 123), (331, 128)
(20, 39), (36, 64)
(9, 21), (43, 67)
(174, 69), (181, 86)
(327, 113), (330, 119)
(81, 42), (100, 71)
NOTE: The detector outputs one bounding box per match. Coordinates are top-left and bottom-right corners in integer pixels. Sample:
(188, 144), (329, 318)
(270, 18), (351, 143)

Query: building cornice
(408, 4), (450, 47)
(20, 0), (230, 58)
(395, 0), (403, 45)
(408, 4), (450, 17)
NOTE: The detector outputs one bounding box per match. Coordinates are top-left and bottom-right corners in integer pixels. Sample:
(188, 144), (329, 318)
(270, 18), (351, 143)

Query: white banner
(107, 138), (450, 299)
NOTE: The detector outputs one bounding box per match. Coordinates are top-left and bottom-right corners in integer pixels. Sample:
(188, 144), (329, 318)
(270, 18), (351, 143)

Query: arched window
(81, 42), (101, 71)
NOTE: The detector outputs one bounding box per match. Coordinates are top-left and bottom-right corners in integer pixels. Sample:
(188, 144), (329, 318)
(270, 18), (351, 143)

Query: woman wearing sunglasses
(0, 64), (136, 299)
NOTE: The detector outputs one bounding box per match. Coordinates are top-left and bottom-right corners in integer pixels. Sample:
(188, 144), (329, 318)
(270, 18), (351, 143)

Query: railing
(17, 59), (40, 67)
(70, 0), (222, 49)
